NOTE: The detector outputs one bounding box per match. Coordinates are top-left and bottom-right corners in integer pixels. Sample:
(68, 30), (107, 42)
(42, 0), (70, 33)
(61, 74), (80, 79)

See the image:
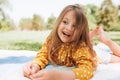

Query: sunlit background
(0, 0), (120, 51)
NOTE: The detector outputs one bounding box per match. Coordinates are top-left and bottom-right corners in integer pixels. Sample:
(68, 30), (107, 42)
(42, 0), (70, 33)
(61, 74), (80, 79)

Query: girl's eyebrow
(63, 17), (68, 20)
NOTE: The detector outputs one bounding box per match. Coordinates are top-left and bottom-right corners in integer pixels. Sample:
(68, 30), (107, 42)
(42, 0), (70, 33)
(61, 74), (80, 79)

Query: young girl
(90, 26), (120, 63)
(23, 4), (97, 80)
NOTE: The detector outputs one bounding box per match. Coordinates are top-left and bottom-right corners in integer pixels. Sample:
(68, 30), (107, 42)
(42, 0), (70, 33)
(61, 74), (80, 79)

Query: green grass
(10, 41), (42, 51)
(0, 30), (51, 51)
(0, 30), (120, 51)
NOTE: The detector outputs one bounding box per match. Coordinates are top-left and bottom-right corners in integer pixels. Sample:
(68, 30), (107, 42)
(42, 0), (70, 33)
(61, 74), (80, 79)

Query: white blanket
(0, 50), (120, 80)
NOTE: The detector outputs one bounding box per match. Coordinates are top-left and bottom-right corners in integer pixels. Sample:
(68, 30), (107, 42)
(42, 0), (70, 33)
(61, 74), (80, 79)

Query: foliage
(0, 0), (15, 31)
(0, 18), (15, 31)
(0, 0), (120, 31)
(84, 4), (99, 30)
(0, 0), (9, 19)
(32, 14), (45, 30)
(46, 14), (56, 29)
(19, 18), (32, 30)
(96, 0), (119, 31)
(19, 14), (45, 31)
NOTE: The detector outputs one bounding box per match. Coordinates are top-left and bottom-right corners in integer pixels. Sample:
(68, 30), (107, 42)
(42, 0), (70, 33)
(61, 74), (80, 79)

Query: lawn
(0, 30), (120, 51)
(0, 30), (51, 51)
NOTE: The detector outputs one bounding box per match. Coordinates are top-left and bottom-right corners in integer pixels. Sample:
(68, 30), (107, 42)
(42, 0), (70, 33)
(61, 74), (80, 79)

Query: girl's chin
(61, 39), (71, 43)
(60, 36), (71, 43)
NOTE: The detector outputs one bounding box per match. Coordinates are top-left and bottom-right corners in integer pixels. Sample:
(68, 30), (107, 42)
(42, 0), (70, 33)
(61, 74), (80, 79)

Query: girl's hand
(23, 62), (40, 78)
(30, 69), (75, 80)
(30, 69), (55, 80)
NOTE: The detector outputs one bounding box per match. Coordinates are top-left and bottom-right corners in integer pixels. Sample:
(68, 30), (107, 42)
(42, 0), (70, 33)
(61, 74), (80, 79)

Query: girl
(23, 4), (97, 80)
(90, 26), (120, 64)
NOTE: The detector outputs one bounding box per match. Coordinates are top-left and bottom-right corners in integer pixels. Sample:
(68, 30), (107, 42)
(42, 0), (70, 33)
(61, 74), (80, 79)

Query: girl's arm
(72, 47), (95, 80)
(30, 69), (76, 80)
(32, 42), (48, 69)
(23, 42), (48, 78)
(72, 59), (94, 80)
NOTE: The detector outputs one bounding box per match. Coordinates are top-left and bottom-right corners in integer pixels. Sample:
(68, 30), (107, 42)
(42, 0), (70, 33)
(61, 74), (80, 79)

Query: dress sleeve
(72, 47), (94, 80)
(32, 42), (48, 69)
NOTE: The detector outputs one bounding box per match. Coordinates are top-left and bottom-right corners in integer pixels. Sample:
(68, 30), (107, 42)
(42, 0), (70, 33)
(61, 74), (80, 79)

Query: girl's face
(58, 10), (80, 43)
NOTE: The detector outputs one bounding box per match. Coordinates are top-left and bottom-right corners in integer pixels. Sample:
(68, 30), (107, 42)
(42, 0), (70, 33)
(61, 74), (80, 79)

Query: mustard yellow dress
(32, 42), (94, 80)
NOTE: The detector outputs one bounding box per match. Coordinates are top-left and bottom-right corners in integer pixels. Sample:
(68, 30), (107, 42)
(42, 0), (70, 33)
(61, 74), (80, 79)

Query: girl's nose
(66, 24), (73, 31)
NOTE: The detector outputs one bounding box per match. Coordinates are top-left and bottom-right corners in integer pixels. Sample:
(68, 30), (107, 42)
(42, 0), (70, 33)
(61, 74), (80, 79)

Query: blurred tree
(0, 0), (15, 31)
(0, 18), (15, 31)
(46, 14), (56, 29)
(19, 18), (32, 30)
(118, 5), (120, 21)
(0, 0), (8, 30)
(32, 14), (45, 30)
(85, 4), (99, 16)
(0, 0), (9, 19)
(19, 14), (45, 31)
(84, 4), (99, 30)
(96, 0), (119, 31)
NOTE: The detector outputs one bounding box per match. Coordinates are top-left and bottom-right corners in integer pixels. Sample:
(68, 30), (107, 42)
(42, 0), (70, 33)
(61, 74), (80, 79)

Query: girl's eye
(63, 20), (68, 25)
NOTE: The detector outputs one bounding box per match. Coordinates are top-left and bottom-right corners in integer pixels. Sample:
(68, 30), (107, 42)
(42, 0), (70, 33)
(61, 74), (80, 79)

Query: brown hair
(46, 4), (96, 67)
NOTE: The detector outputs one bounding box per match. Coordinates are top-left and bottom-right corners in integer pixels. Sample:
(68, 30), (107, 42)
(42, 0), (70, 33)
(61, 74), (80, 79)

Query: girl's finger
(31, 66), (37, 74)
(31, 63), (40, 74)
(30, 70), (43, 79)
(23, 68), (30, 77)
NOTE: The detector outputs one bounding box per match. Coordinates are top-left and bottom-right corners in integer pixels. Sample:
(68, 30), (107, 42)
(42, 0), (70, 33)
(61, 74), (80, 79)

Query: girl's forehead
(63, 10), (77, 22)
(63, 10), (76, 18)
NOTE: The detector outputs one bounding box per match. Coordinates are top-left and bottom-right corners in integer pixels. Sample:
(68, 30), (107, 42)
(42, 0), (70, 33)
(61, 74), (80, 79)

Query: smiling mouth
(62, 31), (71, 37)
